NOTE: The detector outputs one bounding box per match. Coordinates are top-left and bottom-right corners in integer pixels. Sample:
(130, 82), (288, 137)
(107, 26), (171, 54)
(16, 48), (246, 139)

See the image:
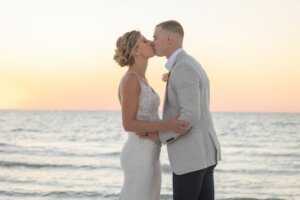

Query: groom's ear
(167, 33), (173, 44)
(167, 34), (171, 42)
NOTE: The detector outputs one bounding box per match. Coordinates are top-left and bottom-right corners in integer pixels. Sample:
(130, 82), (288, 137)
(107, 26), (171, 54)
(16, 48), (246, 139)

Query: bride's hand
(166, 113), (190, 134)
(138, 132), (159, 141)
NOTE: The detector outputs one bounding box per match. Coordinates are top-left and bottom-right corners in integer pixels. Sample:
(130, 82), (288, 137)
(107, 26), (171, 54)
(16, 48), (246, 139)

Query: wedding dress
(119, 72), (161, 200)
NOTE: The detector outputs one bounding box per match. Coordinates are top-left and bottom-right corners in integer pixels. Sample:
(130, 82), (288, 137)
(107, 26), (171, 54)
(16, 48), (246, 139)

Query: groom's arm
(171, 63), (200, 130)
(159, 64), (199, 144)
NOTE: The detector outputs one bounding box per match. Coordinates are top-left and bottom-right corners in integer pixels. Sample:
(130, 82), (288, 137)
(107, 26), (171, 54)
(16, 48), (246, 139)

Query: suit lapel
(162, 73), (169, 118)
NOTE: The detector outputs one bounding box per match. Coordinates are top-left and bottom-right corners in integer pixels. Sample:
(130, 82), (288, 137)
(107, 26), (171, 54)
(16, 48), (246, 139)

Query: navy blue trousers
(173, 164), (216, 200)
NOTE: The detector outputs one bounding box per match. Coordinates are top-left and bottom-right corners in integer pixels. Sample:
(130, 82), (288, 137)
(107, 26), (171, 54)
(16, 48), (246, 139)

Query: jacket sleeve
(159, 63), (201, 145)
(171, 63), (201, 128)
(159, 130), (180, 144)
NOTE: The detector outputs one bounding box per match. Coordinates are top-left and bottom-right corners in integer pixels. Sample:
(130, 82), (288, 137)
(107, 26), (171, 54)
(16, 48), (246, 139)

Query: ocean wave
(56, 151), (121, 158)
(271, 121), (300, 127)
(160, 164), (294, 176)
(43, 191), (105, 198)
(0, 143), (8, 147)
(0, 144), (120, 158)
(219, 198), (285, 200)
(215, 168), (298, 175)
(0, 161), (99, 170)
(0, 190), (107, 198)
(0, 143), (19, 147)
(0, 160), (122, 171)
(249, 152), (300, 158)
(0, 176), (36, 184)
(30, 150), (121, 158)
(11, 128), (41, 133)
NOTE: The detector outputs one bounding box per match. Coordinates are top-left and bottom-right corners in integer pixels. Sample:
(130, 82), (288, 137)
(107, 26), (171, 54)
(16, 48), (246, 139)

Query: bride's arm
(120, 74), (189, 134)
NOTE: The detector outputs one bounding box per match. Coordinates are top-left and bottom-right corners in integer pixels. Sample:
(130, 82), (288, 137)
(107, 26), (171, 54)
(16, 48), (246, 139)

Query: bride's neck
(129, 60), (148, 78)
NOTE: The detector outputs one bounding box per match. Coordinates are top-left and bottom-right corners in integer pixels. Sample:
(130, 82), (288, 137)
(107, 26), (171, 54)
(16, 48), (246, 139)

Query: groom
(153, 20), (221, 200)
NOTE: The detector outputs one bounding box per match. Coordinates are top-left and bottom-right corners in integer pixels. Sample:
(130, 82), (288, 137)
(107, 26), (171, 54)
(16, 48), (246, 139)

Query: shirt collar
(165, 48), (184, 71)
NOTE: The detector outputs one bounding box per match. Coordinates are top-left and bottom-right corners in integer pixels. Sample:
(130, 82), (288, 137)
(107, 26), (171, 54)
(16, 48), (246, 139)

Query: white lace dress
(119, 72), (162, 200)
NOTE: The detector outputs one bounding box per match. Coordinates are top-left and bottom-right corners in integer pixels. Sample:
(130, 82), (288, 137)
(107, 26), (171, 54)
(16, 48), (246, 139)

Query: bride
(113, 30), (189, 200)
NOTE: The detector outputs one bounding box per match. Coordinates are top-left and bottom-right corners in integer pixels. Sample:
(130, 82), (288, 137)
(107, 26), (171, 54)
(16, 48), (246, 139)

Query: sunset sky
(0, 0), (299, 112)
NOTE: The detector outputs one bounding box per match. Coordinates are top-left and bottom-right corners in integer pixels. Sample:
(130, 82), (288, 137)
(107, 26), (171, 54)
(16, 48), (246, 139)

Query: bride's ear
(132, 47), (139, 57)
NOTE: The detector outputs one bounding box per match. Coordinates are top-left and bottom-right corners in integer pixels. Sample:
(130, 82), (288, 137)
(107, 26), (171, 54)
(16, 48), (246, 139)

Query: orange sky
(0, 0), (299, 112)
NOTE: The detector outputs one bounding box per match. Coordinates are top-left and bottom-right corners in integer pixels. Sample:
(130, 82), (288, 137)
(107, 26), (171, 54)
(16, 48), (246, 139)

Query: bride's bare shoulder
(119, 72), (141, 93)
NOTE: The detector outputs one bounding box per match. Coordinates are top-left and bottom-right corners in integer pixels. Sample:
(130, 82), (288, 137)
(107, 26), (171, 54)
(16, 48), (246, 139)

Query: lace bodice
(136, 80), (160, 122)
(120, 71), (160, 122)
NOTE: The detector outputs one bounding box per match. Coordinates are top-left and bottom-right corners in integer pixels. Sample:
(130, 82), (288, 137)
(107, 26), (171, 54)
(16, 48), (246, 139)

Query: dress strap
(126, 71), (142, 83)
(126, 71), (148, 85)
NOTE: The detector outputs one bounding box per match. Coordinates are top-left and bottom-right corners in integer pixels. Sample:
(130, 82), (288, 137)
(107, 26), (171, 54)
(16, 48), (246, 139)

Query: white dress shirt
(165, 48), (184, 71)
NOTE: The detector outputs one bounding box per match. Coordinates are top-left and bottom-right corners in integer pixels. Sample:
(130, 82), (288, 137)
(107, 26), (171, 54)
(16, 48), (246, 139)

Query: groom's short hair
(156, 20), (184, 38)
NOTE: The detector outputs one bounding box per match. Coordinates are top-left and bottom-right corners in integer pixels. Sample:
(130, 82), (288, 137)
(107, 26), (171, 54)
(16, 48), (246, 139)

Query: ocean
(0, 110), (299, 200)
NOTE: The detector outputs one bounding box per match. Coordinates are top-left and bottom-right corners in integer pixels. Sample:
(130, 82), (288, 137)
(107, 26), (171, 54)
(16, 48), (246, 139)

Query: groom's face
(152, 27), (168, 57)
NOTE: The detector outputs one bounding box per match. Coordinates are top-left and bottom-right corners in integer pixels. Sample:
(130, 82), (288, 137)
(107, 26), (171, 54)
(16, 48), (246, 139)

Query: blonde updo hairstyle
(114, 30), (141, 67)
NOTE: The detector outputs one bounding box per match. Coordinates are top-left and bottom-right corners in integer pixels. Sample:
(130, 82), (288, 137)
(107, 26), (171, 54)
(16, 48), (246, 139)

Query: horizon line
(0, 109), (299, 114)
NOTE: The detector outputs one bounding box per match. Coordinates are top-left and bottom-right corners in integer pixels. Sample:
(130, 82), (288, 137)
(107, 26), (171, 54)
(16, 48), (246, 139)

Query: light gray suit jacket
(159, 50), (221, 175)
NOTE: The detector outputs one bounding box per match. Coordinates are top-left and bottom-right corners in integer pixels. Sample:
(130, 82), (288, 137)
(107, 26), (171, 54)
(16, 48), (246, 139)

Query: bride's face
(134, 35), (155, 58)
